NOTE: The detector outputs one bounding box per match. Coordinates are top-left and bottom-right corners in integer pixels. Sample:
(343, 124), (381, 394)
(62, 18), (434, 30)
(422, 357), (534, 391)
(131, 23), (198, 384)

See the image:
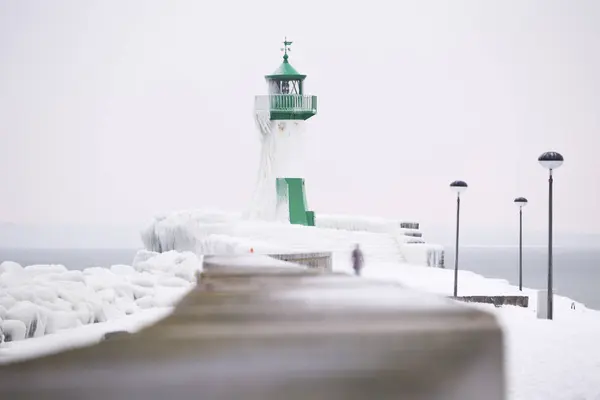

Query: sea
(1, 246), (599, 310)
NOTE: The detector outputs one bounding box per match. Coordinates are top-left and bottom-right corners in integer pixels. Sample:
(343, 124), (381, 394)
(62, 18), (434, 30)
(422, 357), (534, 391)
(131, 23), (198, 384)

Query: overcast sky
(1, 0), (599, 245)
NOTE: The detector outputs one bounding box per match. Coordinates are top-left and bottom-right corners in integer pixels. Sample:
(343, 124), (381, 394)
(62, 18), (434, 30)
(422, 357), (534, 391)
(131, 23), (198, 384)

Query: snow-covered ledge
(140, 210), (445, 268)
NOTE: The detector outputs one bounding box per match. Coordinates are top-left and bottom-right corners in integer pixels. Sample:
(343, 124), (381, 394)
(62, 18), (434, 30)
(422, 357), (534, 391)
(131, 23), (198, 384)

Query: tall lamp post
(538, 151), (564, 320)
(514, 197), (528, 291)
(450, 180), (468, 297)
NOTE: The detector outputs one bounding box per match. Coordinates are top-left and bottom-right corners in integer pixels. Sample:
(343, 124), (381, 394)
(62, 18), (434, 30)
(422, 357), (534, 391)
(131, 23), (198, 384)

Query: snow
(276, 284), (460, 311)
(2, 210), (600, 399)
(0, 250), (202, 364)
(141, 210), (600, 400)
(0, 307), (171, 365)
(141, 210), (443, 267)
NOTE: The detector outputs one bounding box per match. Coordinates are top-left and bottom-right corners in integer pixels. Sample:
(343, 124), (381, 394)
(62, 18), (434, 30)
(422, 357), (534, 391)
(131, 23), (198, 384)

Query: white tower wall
(246, 114), (307, 221)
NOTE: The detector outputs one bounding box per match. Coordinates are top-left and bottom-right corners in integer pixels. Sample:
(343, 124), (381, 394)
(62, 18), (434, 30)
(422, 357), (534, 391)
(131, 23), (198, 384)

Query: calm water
(0, 248), (138, 271)
(2, 246), (600, 310)
(445, 246), (600, 310)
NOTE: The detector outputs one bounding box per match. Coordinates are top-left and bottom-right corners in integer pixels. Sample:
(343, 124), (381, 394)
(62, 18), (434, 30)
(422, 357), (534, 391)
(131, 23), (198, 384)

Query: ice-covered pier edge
(140, 210), (444, 268)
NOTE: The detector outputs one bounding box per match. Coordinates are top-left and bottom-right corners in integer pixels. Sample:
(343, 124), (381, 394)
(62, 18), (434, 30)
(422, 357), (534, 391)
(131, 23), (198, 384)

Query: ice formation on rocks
(0, 250), (202, 343)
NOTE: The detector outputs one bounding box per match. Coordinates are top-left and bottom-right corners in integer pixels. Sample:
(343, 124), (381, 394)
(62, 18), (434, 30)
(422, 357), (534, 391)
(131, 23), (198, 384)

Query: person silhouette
(351, 244), (364, 276)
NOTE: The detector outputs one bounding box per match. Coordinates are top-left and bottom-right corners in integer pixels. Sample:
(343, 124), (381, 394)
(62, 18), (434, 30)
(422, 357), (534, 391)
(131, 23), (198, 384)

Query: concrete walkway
(0, 255), (505, 400)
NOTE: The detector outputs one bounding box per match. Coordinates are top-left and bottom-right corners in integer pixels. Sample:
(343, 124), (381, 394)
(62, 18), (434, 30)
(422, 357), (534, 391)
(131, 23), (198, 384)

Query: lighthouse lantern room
(256, 38), (317, 121)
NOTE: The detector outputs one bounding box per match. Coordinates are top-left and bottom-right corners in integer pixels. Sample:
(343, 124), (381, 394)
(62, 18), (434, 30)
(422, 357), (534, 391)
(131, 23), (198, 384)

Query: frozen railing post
(537, 289), (548, 319)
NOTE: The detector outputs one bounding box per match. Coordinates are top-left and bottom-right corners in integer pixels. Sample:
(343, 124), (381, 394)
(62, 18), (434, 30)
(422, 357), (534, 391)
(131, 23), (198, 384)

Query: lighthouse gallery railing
(255, 94), (317, 113)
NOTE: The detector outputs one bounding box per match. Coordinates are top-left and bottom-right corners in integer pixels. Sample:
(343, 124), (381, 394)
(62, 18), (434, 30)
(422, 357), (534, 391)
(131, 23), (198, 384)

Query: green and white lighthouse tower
(248, 38), (318, 225)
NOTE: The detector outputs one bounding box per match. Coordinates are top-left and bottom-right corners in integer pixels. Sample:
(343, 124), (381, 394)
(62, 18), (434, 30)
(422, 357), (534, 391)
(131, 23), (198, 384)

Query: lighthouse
(247, 39), (318, 225)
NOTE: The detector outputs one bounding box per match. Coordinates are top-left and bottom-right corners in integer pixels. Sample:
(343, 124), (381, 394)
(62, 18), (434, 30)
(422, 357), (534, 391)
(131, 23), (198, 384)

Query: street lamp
(538, 151), (564, 320)
(450, 180), (468, 297)
(514, 197), (528, 291)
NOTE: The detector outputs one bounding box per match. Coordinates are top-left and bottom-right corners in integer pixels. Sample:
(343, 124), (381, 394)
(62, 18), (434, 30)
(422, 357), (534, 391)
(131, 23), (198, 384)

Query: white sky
(1, 0), (599, 241)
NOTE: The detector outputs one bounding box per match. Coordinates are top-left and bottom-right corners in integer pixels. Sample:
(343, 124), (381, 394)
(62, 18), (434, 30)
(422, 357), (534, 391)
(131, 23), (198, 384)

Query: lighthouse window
(290, 80), (299, 94)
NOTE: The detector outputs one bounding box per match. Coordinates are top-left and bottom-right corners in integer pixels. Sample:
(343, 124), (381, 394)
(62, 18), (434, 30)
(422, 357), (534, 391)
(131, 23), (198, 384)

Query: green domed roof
(265, 40), (307, 81)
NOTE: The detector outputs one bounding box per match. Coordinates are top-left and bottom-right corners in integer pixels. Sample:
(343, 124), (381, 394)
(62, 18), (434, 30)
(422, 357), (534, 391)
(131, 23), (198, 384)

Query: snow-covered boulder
(128, 272), (157, 288)
(97, 288), (117, 303)
(0, 261), (23, 275)
(112, 283), (135, 301)
(44, 310), (81, 334)
(132, 250), (159, 268)
(131, 285), (154, 300)
(135, 296), (154, 309)
(0, 250), (198, 344)
(4, 286), (40, 303)
(152, 287), (190, 308)
(83, 268), (124, 292)
(6, 301), (47, 338)
(110, 264), (136, 276)
(0, 296), (17, 311)
(115, 297), (138, 315)
(133, 250), (202, 283)
(157, 275), (190, 288)
(45, 270), (86, 283)
(141, 210), (239, 253)
(1, 319), (27, 342)
(24, 264), (68, 275)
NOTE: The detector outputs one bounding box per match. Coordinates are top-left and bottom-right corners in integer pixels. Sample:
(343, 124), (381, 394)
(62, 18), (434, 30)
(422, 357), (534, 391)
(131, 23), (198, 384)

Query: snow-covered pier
(0, 255), (504, 400)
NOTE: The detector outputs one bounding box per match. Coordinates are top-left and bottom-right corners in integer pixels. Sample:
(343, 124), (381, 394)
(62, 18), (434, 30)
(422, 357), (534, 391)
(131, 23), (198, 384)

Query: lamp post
(538, 151), (564, 320)
(514, 197), (528, 291)
(450, 180), (468, 297)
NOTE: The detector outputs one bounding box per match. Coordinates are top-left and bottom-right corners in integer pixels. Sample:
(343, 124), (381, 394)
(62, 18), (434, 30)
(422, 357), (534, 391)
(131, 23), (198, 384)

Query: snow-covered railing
(400, 243), (445, 268)
(254, 94), (317, 119)
(268, 252), (332, 272)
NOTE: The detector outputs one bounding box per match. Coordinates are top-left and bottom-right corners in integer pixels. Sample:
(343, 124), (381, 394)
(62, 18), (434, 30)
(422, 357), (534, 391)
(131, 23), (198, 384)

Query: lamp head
(450, 180), (468, 195)
(538, 151), (564, 170)
(514, 197), (528, 208)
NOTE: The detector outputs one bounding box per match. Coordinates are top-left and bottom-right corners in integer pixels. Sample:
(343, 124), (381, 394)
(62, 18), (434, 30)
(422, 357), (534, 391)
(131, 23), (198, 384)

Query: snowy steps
(0, 256), (504, 400)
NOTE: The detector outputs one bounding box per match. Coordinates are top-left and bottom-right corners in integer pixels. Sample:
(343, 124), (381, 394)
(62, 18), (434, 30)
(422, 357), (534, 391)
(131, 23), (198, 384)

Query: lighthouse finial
(280, 37), (293, 62)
